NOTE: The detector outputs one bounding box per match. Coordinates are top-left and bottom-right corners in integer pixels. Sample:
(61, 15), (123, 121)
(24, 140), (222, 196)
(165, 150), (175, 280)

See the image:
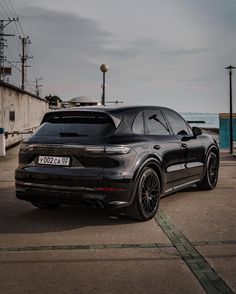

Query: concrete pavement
(0, 146), (235, 293)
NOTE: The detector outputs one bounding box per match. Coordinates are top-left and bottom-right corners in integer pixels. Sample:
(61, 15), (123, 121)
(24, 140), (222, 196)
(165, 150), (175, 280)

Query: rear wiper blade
(59, 132), (88, 137)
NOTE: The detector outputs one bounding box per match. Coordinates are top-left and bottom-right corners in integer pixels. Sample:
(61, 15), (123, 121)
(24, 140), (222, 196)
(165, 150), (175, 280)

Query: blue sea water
(181, 113), (219, 129)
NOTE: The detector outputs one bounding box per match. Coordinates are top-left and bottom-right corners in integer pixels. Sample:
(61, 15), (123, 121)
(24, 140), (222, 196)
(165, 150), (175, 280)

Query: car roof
(48, 105), (172, 115)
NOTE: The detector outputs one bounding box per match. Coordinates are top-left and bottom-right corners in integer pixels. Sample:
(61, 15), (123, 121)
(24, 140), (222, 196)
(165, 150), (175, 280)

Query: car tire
(32, 202), (60, 209)
(125, 167), (161, 221)
(197, 151), (219, 190)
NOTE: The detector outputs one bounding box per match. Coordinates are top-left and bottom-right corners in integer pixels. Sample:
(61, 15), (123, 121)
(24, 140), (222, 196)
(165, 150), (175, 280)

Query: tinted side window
(164, 109), (190, 135)
(132, 112), (144, 134)
(144, 110), (170, 135)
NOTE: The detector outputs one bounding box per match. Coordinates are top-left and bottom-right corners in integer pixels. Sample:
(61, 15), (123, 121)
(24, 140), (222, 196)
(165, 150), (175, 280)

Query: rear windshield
(34, 114), (116, 137)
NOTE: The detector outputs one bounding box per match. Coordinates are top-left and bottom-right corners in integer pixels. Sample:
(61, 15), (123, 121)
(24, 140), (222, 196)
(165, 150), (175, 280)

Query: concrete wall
(0, 81), (49, 147)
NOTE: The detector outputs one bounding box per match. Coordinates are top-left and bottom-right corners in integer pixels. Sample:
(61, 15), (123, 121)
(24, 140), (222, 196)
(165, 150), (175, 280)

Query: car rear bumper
(15, 170), (135, 209)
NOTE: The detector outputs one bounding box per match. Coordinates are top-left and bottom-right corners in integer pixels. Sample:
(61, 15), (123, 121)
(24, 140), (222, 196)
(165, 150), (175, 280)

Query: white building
(64, 96), (100, 107)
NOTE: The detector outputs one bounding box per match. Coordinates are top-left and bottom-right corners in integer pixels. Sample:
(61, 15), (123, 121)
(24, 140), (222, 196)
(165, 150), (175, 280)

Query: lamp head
(100, 64), (108, 73)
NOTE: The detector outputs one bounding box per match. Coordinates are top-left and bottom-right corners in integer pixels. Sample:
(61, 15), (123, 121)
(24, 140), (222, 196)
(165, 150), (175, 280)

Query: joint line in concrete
(155, 211), (234, 294)
(0, 242), (173, 253)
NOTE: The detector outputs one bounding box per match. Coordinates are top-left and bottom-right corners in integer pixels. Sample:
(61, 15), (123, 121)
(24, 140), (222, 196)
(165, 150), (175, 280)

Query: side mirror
(181, 127), (202, 141)
(192, 127), (202, 137)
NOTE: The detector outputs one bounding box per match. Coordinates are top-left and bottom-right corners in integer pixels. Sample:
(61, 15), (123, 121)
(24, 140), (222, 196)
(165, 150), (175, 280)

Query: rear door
(163, 109), (205, 181)
(143, 109), (183, 191)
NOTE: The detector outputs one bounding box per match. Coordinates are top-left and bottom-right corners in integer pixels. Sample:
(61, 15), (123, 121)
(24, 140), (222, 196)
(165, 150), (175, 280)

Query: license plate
(38, 156), (70, 166)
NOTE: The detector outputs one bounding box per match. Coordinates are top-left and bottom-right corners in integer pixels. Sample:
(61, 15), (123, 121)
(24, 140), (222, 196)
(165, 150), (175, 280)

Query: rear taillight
(85, 145), (130, 155)
(95, 187), (126, 191)
(19, 142), (33, 152)
(19, 142), (34, 164)
(104, 146), (130, 154)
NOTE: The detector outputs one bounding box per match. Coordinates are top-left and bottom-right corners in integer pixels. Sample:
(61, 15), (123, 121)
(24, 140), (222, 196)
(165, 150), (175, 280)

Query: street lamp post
(225, 65), (235, 154)
(100, 64), (108, 106)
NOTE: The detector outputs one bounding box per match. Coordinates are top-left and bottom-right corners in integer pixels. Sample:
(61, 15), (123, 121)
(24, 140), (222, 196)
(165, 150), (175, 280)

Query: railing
(0, 127), (37, 156)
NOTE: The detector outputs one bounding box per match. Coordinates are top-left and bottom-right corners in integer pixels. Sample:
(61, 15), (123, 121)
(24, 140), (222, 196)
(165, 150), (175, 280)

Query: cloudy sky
(1, 0), (236, 112)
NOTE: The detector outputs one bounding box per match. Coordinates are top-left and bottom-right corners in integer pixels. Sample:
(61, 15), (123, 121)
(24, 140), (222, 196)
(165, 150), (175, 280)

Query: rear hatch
(16, 110), (127, 186)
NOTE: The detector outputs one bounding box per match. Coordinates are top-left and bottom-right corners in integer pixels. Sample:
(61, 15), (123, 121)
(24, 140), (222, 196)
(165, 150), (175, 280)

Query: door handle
(181, 143), (187, 148)
(140, 144), (149, 149)
(153, 144), (161, 150)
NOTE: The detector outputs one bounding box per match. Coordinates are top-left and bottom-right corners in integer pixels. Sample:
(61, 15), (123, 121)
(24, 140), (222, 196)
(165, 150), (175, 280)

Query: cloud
(18, 7), (164, 87)
(16, 7), (128, 97)
(5, 0), (236, 112)
(21, 7), (112, 62)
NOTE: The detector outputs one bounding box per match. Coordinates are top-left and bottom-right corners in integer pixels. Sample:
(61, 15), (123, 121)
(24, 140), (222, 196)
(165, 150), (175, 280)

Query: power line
(0, 18), (18, 81)
(0, 3), (5, 18)
(0, 1), (10, 19)
(6, 71), (21, 86)
(0, 0), (25, 39)
(8, 0), (18, 16)
(8, 0), (24, 34)
(6, 39), (18, 61)
(2, 0), (23, 36)
(6, 60), (21, 73)
(11, 14), (21, 38)
(8, 0), (25, 36)
(2, 0), (15, 19)
(0, 0), (42, 91)
(0, 23), (20, 74)
(7, 0), (42, 85)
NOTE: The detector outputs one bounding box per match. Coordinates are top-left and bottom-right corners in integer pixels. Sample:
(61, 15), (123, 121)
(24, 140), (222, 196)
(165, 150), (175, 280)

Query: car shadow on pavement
(0, 187), (134, 234)
(0, 185), (202, 235)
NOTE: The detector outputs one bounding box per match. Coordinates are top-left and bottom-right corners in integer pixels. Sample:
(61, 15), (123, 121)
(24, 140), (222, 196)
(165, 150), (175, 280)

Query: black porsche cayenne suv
(15, 106), (219, 221)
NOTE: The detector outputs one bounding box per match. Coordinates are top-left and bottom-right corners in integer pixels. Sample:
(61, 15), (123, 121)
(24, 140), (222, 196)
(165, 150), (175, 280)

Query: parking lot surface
(0, 146), (235, 293)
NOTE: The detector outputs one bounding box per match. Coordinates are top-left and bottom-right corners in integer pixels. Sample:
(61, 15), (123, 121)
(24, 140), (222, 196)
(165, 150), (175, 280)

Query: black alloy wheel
(126, 167), (160, 221)
(208, 153), (219, 187)
(139, 168), (160, 215)
(197, 152), (219, 190)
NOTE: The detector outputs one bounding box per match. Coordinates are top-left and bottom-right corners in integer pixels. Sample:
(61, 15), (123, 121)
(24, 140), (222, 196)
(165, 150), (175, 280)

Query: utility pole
(20, 36), (32, 90)
(0, 18), (18, 81)
(35, 78), (43, 97)
(225, 65), (235, 154)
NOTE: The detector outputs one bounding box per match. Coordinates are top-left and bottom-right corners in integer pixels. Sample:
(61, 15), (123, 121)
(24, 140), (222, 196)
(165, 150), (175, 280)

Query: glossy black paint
(15, 106), (219, 209)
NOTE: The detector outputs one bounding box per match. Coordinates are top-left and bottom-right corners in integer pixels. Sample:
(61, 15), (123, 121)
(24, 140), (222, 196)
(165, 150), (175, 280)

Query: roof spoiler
(41, 110), (122, 128)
